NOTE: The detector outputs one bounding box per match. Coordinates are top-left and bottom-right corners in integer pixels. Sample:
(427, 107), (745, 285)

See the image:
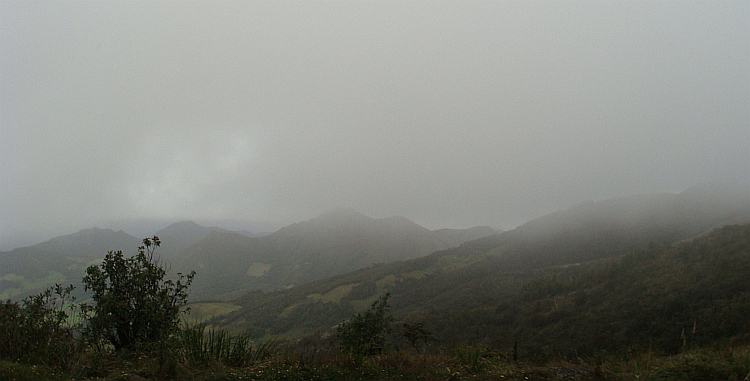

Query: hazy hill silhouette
(0, 210), (495, 302)
(0, 221), (244, 301)
(0, 228), (141, 300)
(176, 208), (496, 300)
(209, 186), (750, 349)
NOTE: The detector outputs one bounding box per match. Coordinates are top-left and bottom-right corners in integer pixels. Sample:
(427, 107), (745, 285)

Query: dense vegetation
(205, 221), (750, 357)
(0, 237), (277, 379)
(204, 189), (750, 341)
(4, 224), (747, 380)
(422, 223), (750, 359)
(2, 188), (750, 380)
(0, 213), (495, 303)
(81, 237), (195, 352)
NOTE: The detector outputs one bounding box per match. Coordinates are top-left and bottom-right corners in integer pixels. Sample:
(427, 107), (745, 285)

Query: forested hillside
(0, 222), (229, 301)
(207, 223), (750, 360)
(0, 210), (495, 302)
(204, 188), (750, 360)
(175, 209), (495, 300)
(0, 228), (141, 300)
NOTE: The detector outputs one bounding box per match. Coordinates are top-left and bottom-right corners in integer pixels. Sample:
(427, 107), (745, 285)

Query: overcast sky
(1, 1), (748, 250)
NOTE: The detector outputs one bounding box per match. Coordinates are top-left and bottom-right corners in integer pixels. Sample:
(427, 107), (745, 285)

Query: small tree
(82, 236), (195, 352)
(401, 322), (435, 352)
(337, 293), (393, 356)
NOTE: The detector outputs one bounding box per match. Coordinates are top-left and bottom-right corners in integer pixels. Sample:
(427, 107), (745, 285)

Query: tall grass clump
(179, 323), (275, 367)
(603, 344), (750, 380)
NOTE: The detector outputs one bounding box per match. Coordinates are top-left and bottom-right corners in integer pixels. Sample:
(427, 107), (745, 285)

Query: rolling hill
(0, 220), (238, 301)
(0, 228), (141, 300)
(0, 210), (496, 302)
(202, 186), (750, 358)
(175, 208), (497, 300)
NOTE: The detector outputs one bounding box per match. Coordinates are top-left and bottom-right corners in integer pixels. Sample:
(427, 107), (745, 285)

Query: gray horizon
(2, 1), (748, 250)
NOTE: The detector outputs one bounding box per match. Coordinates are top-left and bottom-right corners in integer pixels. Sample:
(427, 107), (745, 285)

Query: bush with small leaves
(337, 293), (394, 356)
(82, 236), (195, 352)
(0, 284), (78, 368)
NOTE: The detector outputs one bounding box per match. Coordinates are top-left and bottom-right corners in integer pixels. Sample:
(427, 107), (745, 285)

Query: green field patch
(402, 268), (434, 279)
(65, 257), (100, 272)
(350, 294), (381, 313)
(347, 277), (399, 311)
(434, 254), (478, 271)
(289, 284), (361, 317)
(320, 283), (359, 303)
(280, 302), (303, 318)
(66, 263), (88, 272)
(376, 274), (398, 288)
(183, 302), (242, 323)
(0, 271), (67, 300)
(307, 293), (323, 301)
(246, 262), (272, 277)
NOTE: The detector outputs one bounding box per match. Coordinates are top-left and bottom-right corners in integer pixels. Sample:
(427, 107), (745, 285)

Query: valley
(2, 185), (750, 380)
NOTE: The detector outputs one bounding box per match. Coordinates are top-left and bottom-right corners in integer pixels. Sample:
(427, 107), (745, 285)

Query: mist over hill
(175, 208), (496, 300)
(0, 209), (495, 302)
(153, 220), (233, 257)
(0, 228), (141, 300)
(2, 184), (747, 332)
(203, 185), (750, 354)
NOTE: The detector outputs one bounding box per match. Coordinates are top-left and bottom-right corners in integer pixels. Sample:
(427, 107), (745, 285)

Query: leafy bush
(401, 322), (436, 352)
(337, 293), (394, 356)
(0, 284), (78, 368)
(81, 236), (195, 352)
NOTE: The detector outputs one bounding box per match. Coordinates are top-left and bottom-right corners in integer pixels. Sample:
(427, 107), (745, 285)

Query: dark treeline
(2, 224), (750, 379)
(209, 224), (750, 362)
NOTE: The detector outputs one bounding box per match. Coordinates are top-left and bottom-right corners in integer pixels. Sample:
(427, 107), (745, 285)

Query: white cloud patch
(1, 1), (748, 248)
(124, 128), (257, 219)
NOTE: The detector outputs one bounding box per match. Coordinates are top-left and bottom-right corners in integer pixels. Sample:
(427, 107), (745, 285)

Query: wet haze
(1, 1), (749, 250)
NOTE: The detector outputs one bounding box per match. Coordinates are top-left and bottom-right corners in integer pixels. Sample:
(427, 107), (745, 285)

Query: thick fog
(1, 1), (748, 249)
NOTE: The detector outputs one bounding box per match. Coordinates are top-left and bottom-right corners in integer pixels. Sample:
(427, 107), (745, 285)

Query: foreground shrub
(82, 236), (195, 352)
(0, 284), (78, 368)
(336, 293), (394, 356)
(179, 323), (276, 367)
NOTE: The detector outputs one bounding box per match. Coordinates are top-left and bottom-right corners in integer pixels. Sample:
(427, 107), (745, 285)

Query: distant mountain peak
(318, 207), (368, 219)
(171, 220), (201, 227)
(302, 208), (373, 226)
(381, 214), (412, 223)
(77, 227), (117, 234)
(377, 215), (426, 230)
(156, 220), (209, 236)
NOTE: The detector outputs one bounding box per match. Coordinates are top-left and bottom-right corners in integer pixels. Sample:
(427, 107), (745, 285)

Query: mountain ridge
(175, 210), (496, 300)
(205, 186), (750, 346)
(0, 210), (496, 302)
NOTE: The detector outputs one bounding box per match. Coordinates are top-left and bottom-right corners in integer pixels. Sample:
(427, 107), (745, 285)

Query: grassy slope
(210, 223), (750, 362)
(208, 189), (750, 358)
(3, 343), (749, 380)
(0, 229), (141, 301)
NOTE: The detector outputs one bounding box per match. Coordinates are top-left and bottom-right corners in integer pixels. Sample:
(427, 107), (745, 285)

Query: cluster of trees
(212, 223), (750, 361)
(3, 223), (750, 378)
(398, 224), (750, 358)
(0, 235), (415, 378)
(0, 284), (78, 368)
(1, 237), (197, 371)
